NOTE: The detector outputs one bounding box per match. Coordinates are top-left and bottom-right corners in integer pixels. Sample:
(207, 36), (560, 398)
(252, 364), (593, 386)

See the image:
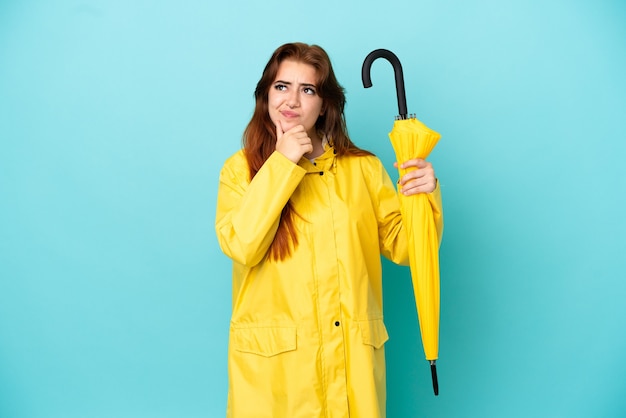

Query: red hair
(243, 42), (372, 261)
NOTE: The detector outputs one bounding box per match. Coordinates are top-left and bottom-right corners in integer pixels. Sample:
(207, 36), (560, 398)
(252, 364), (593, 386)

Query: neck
(305, 131), (324, 159)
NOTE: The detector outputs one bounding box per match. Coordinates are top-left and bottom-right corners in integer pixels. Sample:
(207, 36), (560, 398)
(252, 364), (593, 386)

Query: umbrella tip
(430, 361), (439, 396)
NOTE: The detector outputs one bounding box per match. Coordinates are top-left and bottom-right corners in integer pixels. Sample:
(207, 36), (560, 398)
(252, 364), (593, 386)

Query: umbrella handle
(361, 48), (408, 119)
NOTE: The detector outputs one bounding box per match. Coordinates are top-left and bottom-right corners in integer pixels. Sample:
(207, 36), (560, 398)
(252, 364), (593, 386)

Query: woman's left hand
(394, 158), (437, 195)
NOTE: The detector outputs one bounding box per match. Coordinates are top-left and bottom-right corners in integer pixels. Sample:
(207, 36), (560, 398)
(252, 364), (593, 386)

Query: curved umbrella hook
(361, 49), (408, 119)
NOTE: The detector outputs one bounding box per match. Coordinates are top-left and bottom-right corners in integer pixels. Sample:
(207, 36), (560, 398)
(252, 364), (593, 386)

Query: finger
(283, 124), (306, 135)
(400, 158), (427, 170)
(401, 178), (436, 195)
(402, 171), (436, 193)
(299, 135), (313, 149)
(402, 166), (435, 186)
(400, 168), (424, 185)
(286, 126), (310, 144)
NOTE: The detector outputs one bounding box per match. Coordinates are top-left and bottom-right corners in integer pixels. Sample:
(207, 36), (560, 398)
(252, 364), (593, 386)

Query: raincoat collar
(299, 135), (337, 174)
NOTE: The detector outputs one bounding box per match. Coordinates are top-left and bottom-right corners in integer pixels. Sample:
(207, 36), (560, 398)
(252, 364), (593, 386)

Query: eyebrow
(274, 80), (318, 88)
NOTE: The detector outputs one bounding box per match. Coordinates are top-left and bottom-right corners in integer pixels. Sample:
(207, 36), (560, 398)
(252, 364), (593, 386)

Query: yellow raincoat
(215, 142), (443, 418)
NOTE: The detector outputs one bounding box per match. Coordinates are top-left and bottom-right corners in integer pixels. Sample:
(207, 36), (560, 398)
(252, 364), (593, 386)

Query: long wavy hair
(243, 42), (372, 261)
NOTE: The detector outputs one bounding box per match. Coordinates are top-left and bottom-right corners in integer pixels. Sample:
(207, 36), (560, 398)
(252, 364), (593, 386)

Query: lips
(280, 110), (299, 119)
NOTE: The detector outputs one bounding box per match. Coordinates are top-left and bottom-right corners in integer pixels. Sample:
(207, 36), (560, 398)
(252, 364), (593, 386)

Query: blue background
(1, 0), (625, 417)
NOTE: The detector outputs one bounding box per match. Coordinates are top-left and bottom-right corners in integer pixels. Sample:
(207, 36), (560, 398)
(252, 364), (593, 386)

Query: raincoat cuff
(427, 179), (442, 208)
(270, 150), (307, 175)
(429, 179), (441, 197)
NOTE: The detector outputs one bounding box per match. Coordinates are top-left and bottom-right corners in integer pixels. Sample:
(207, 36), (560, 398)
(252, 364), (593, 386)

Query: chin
(279, 121), (300, 132)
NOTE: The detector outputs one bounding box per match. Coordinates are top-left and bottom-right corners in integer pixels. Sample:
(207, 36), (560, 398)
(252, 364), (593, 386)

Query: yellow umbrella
(362, 49), (442, 395)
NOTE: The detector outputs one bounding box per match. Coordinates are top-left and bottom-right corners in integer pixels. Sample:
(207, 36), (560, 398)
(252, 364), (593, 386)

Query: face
(268, 59), (324, 138)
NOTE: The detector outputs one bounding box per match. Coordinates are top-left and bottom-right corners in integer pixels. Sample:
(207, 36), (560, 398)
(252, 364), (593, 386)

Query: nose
(286, 90), (299, 108)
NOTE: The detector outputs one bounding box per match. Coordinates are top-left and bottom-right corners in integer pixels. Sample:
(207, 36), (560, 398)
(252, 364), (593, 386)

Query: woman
(215, 42), (443, 418)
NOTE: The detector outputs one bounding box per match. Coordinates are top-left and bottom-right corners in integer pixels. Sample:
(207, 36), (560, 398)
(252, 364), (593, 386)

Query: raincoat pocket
(232, 326), (297, 357)
(358, 319), (389, 349)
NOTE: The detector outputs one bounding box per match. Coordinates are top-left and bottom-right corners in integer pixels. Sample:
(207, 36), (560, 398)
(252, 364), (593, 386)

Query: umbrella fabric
(389, 117), (442, 362)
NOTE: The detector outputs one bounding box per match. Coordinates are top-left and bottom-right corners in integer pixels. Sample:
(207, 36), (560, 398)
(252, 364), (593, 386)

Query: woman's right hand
(275, 121), (313, 164)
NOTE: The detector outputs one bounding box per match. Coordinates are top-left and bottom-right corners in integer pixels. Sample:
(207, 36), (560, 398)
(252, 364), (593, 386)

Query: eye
(303, 87), (317, 95)
(274, 83), (287, 91)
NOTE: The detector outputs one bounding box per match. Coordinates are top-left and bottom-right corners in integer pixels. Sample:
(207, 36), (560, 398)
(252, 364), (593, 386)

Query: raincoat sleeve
(428, 180), (444, 245)
(371, 158), (444, 264)
(215, 150), (306, 267)
(369, 158), (410, 265)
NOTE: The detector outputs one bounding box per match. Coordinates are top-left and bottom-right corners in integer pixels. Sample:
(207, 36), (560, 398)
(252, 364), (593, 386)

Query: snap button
(334, 321), (340, 327)
(319, 172), (324, 176)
